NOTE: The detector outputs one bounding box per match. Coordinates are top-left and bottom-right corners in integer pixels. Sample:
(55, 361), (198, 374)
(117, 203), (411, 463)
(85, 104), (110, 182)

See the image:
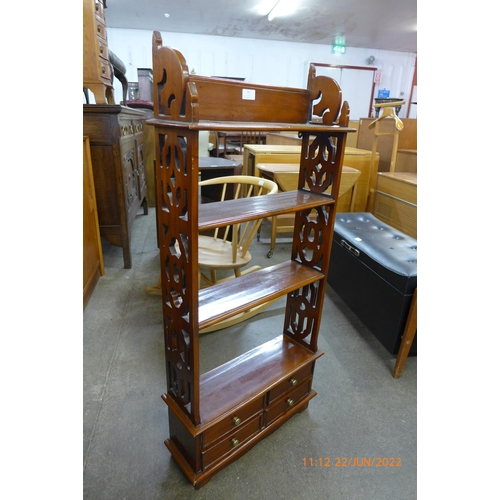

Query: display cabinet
(148, 31), (354, 488)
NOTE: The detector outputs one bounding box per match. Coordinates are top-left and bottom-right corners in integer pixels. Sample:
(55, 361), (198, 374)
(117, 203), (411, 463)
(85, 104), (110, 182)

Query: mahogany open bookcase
(148, 31), (355, 488)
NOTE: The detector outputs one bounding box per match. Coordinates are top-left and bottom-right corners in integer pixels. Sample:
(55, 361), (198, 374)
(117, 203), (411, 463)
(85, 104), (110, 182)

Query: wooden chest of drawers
(83, 0), (114, 104)
(83, 105), (148, 268)
(163, 337), (321, 485)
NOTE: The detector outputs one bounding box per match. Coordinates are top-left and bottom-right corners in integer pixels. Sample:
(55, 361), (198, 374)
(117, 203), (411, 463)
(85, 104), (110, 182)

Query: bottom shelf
(199, 335), (323, 424)
(163, 335), (324, 488)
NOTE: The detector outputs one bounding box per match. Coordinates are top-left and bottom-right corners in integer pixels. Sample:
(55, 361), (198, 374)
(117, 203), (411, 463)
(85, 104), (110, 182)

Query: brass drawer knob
(231, 438), (240, 447)
(232, 416), (241, 426)
(290, 378), (298, 387)
(287, 398), (294, 407)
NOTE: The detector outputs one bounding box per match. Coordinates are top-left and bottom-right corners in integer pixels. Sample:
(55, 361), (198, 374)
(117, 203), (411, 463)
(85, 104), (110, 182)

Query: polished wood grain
(198, 261), (323, 330)
(199, 336), (323, 423)
(150, 32), (353, 488)
(198, 190), (334, 230)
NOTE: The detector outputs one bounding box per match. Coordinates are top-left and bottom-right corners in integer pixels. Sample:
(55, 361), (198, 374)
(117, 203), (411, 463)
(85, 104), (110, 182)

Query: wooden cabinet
(83, 0), (114, 104)
(149, 32), (354, 488)
(83, 105), (148, 268)
(372, 172), (417, 238)
(83, 137), (104, 308)
(243, 144), (378, 212)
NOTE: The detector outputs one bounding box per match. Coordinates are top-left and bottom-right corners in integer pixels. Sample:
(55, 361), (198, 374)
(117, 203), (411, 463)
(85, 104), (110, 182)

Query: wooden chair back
(198, 175), (278, 285)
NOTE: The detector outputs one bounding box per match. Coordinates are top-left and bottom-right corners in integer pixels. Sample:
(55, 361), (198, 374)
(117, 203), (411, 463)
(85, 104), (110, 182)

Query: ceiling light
(164, 13), (170, 18)
(268, 0), (300, 21)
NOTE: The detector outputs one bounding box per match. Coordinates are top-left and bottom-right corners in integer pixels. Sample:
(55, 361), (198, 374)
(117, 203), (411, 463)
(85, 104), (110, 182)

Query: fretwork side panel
(156, 127), (201, 425)
(284, 132), (348, 352)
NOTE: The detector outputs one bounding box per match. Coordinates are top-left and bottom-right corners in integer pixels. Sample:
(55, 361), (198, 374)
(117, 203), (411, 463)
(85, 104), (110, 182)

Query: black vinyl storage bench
(327, 213), (417, 357)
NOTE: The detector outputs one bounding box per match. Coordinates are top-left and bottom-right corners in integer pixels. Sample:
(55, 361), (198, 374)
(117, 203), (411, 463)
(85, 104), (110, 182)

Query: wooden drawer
(96, 18), (106, 42)
(94, 0), (105, 20)
(265, 379), (311, 425)
(201, 413), (262, 470)
(267, 364), (313, 404)
(99, 58), (112, 82)
(97, 38), (109, 61)
(202, 397), (263, 448)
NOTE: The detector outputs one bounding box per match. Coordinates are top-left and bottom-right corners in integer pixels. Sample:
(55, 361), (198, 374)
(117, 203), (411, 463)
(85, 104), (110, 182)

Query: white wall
(102, 28), (416, 118)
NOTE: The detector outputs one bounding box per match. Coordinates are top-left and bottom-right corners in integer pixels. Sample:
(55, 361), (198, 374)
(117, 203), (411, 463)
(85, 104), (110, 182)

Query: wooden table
(255, 163), (361, 256)
(199, 157), (243, 203)
(244, 145), (378, 212)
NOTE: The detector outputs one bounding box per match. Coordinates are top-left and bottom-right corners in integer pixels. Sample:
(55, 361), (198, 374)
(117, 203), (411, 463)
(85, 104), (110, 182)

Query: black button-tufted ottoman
(327, 213), (417, 355)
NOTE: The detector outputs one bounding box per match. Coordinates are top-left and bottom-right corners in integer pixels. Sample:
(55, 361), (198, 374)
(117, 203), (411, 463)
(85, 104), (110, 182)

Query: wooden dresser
(83, 105), (148, 268)
(83, 0), (114, 104)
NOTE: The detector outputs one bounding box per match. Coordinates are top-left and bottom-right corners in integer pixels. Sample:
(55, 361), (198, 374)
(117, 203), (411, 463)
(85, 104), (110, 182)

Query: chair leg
(393, 288), (417, 379)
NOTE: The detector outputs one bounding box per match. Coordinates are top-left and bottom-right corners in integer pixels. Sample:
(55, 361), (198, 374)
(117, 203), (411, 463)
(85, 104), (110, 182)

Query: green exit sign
(332, 45), (346, 54)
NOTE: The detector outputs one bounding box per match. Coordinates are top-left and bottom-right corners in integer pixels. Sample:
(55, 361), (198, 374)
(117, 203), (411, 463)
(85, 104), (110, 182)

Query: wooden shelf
(199, 336), (324, 425)
(147, 118), (354, 134)
(150, 32), (353, 488)
(199, 261), (323, 330)
(198, 190), (334, 230)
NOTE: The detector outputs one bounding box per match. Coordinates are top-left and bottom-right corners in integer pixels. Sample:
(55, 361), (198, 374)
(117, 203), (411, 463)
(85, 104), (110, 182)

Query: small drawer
(203, 397), (263, 448)
(267, 364), (313, 403)
(96, 19), (106, 41)
(201, 413), (262, 470)
(265, 379), (311, 425)
(94, 0), (105, 20)
(97, 39), (108, 60)
(99, 59), (112, 82)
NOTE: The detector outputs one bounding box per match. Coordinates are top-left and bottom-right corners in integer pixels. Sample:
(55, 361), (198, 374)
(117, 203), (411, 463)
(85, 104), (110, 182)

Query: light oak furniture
(356, 117), (417, 173)
(256, 163), (361, 257)
(372, 172), (417, 238)
(266, 126), (359, 148)
(83, 0), (114, 104)
(148, 31), (354, 488)
(243, 144), (377, 212)
(395, 149), (417, 173)
(83, 105), (148, 268)
(83, 136), (104, 309)
(393, 288), (417, 378)
(366, 102), (405, 210)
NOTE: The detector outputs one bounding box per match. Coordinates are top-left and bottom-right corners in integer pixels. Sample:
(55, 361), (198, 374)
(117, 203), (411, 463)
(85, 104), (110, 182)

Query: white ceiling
(104, 0), (417, 53)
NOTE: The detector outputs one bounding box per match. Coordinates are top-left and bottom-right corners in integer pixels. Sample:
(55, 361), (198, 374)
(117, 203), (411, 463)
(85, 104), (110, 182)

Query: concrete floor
(83, 208), (417, 499)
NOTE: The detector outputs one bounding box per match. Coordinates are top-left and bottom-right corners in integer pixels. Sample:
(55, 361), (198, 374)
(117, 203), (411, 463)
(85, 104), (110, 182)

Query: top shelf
(151, 31), (354, 129)
(146, 118), (355, 134)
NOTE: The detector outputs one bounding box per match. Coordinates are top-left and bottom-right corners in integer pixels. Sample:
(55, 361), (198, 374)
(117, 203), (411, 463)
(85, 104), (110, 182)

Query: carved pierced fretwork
(283, 282), (322, 350)
(123, 149), (138, 208)
(156, 128), (200, 424)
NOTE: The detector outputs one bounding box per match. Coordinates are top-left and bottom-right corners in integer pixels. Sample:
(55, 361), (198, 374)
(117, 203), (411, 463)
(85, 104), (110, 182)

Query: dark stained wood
(198, 190), (334, 230)
(198, 262), (323, 330)
(199, 336), (323, 423)
(150, 31), (354, 488)
(83, 105), (148, 268)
